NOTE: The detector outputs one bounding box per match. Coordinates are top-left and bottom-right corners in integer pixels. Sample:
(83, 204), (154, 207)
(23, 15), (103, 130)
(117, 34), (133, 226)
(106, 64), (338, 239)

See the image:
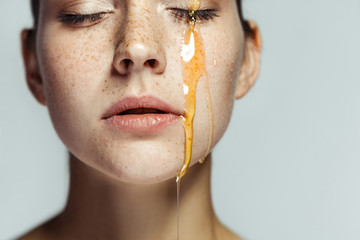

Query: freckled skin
(34, 0), (245, 184)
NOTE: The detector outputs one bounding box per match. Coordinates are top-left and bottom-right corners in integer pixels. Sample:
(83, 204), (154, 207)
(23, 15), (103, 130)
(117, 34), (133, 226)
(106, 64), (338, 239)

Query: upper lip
(102, 96), (182, 119)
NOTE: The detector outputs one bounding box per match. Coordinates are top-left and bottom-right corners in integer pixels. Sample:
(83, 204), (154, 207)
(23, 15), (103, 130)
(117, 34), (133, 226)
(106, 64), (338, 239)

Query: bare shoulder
(16, 225), (49, 240)
(16, 216), (63, 240)
(215, 220), (244, 240)
(226, 229), (244, 240)
(221, 227), (244, 240)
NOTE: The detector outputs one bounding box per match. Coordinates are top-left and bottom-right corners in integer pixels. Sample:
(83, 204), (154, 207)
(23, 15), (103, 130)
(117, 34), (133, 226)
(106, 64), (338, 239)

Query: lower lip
(104, 114), (179, 133)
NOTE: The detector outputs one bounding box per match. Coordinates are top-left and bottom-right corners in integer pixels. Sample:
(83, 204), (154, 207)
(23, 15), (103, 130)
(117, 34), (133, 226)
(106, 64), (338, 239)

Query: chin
(102, 161), (182, 185)
(81, 144), (185, 185)
(63, 117), (212, 185)
(112, 168), (179, 185)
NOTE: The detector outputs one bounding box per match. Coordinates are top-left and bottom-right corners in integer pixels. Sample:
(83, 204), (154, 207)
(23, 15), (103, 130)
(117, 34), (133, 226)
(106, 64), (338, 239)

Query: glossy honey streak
(177, 0), (214, 181)
(177, 27), (204, 181)
(176, 1), (214, 238)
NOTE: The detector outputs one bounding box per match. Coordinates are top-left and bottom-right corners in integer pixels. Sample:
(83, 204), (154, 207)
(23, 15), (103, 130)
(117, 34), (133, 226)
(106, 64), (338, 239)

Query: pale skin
(19, 0), (261, 239)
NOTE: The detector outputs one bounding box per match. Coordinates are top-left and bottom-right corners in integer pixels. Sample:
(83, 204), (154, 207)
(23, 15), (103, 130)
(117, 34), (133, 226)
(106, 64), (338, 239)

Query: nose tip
(113, 43), (167, 75)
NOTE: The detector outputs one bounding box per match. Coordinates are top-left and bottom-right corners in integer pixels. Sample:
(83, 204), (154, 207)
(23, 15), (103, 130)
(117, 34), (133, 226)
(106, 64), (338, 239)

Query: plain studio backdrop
(1, 0), (360, 239)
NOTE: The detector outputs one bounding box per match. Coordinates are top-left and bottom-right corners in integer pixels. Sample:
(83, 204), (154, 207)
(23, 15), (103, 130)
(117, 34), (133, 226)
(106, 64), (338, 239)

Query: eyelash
(58, 8), (219, 26)
(170, 8), (219, 22)
(59, 13), (106, 25)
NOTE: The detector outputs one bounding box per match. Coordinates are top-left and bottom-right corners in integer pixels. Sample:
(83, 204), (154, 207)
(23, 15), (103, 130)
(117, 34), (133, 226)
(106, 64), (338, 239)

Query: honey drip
(177, 0), (203, 182)
(176, 0), (214, 238)
(176, 180), (181, 240)
(176, 0), (214, 179)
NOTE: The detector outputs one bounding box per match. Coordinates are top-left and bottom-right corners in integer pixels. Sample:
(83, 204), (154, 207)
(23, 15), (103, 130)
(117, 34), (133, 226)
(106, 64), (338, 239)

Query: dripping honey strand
(177, 29), (205, 181)
(177, 0), (203, 181)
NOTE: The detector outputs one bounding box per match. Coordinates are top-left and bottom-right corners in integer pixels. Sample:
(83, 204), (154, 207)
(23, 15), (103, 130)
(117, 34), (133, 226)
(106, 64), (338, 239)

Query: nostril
(113, 47), (166, 75)
(123, 59), (132, 68)
(117, 59), (132, 75)
(146, 59), (158, 68)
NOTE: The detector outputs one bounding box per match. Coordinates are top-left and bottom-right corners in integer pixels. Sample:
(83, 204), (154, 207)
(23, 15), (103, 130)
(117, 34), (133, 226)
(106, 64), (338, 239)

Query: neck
(50, 154), (219, 240)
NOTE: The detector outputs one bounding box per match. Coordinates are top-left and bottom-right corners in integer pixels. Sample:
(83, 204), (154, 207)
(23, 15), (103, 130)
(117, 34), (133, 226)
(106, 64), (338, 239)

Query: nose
(113, 7), (167, 76)
(113, 42), (166, 75)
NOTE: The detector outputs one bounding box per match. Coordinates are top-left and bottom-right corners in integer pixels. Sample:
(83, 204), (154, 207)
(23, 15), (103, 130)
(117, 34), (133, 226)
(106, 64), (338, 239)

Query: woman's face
(24, 0), (259, 184)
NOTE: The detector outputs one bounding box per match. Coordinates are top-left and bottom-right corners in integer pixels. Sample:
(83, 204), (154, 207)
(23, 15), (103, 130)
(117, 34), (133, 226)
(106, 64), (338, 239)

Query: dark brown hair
(30, 0), (252, 35)
(236, 0), (252, 36)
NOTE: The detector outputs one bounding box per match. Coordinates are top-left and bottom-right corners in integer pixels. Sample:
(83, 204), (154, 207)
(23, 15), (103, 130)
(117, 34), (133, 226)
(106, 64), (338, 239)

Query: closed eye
(168, 8), (219, 22)
(58, 12), (108, 26)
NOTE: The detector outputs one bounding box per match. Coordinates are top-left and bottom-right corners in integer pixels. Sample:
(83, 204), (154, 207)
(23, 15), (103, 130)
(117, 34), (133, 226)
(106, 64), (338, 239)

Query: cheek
(202, 20), (244, 147)
(36, 26), (115, 152)
(38, 27), (113, 96)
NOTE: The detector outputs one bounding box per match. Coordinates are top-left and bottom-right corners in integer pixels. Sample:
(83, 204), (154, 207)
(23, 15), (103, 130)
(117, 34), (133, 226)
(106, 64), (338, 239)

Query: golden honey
(177, 0), (214, 181)
(176, 1), (214, 238)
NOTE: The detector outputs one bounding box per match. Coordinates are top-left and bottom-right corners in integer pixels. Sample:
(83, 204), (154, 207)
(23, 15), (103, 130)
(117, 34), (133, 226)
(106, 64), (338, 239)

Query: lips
(102, 96), (181, 133)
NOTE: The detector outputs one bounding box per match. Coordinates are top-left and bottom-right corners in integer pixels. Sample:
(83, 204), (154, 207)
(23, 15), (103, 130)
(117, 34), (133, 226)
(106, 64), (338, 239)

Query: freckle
(112, 91), (115, 95)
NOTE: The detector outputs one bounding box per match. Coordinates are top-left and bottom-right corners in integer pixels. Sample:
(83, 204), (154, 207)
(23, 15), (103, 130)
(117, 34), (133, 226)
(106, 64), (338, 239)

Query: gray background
(1, 0), (360, 239)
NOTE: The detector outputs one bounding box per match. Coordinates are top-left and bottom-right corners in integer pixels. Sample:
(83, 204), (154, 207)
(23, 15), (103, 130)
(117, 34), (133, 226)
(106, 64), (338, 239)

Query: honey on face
(176, 0), (214, 181)
(176, 1), (215, 238)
